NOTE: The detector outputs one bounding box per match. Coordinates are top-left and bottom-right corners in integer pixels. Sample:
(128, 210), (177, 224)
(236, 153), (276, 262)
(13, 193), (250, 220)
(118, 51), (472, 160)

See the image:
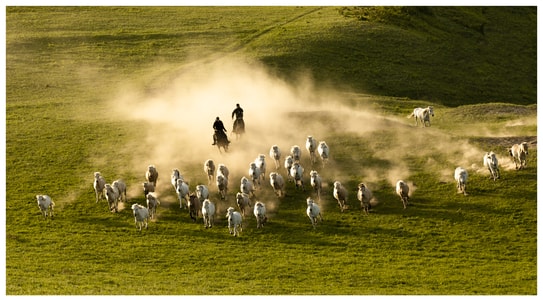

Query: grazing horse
(233, 118), (245, 140)
(306, 136), (318, 165)
(408, 106), (434, 127)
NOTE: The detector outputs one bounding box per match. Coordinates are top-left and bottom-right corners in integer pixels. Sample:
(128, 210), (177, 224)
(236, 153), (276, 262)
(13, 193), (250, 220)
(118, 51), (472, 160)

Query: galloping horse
(233, 118), (245, 140)
(214, 130), (229, 153)
(408, 106), (434, 127)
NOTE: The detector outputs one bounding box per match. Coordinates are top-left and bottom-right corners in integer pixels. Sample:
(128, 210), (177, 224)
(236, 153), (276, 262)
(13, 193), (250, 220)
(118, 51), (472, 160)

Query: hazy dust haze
(108, 56), (514, 209)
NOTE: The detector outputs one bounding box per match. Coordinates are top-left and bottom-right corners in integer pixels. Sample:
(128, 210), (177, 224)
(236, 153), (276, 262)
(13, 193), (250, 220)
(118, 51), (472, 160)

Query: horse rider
(232, 103), (244, 121)
(212, 117), (229, 145)
(232, 103), (245, 134)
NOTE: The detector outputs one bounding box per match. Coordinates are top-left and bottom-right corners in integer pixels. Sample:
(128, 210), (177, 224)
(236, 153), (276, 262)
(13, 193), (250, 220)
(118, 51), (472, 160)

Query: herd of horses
(37, 104), (532, 233)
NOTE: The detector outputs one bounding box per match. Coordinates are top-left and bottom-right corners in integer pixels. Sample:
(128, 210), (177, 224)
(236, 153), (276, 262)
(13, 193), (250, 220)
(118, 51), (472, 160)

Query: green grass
(5, 6), (536, 295)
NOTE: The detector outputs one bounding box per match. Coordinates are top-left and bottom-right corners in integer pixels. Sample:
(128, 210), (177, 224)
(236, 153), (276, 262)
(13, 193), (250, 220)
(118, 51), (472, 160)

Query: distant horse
(233, 118), (245, 140)
(408, 106), (434, 127)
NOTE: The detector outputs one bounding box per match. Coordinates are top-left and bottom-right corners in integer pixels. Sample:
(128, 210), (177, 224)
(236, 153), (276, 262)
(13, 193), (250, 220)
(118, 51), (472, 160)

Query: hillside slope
(7, 6), (536, 107)
(257, 6), (536, 106)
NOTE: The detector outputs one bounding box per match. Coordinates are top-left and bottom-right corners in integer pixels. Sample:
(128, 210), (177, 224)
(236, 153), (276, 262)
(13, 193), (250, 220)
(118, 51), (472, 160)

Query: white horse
(483, 152), (500, 181)
(454, 167), (468, 196)
(317, 141), (329, 167)
(290, 145), (302, 162)
(171, 169), (181, 191)
(269, 172), (285, 197)
(216, 173), (228, 201)
(249, 162), (261, 189)
(290, 162), (305, 191)
(217, 164), (230, 181)
(240, 176), (255, 197)
(204, 160), (216, 185)
(104, 183), (120, 213)
(202, 199), (215, 229)
(226, 207), (243, 237)
(306, 136), (318, 165)
(36, 195), (55, 219)
(269, 145), (282, 170)
(306, 197), (323, 229)
(195, 184), (209, 203)
(255, 154), (267, 182)
(284, 155), (294, 181)
(254, 202), (267, 229)
(396, 180), (410, 209)
(236, 192), (251, 217)
(112, 180), (127, 203)
(176, 179), (190, 209)
(146, 193), (160, 220)
(357, 183), (373, 215)
(310, 170), (322, 201)
(93, 172), (106, 203)
(131, 204), (149, 231)
(408, 106), (434, 127)
(509, 142), (528, 170)
(333, 181), (348, 212)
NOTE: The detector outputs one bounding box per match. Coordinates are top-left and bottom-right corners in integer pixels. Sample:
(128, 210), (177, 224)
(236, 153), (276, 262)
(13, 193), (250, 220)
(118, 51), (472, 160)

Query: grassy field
(5, 6), (537, 295)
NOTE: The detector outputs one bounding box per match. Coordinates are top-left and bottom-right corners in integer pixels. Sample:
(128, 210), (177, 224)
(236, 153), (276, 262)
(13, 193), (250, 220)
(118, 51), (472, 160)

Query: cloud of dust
(109, 56), (515, 207)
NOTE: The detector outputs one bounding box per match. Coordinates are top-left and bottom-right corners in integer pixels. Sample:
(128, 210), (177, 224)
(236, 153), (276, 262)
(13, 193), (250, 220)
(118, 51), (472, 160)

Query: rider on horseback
(232, 103), (244, 120)
(212, 117), (230, 145)
(232, 103), (245, 135)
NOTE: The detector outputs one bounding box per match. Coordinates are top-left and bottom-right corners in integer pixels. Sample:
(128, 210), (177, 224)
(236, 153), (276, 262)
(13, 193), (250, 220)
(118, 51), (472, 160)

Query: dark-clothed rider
(212, 117), (229, 145)
(232, 103), (244, 120)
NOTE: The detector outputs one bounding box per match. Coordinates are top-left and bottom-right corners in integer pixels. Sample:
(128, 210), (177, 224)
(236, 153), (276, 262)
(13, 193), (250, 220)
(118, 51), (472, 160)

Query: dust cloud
(109, 56), (516, 209)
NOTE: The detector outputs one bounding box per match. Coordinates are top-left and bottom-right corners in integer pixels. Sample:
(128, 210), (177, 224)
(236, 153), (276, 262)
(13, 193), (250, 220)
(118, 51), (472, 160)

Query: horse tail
(407, 112), (414, 119)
